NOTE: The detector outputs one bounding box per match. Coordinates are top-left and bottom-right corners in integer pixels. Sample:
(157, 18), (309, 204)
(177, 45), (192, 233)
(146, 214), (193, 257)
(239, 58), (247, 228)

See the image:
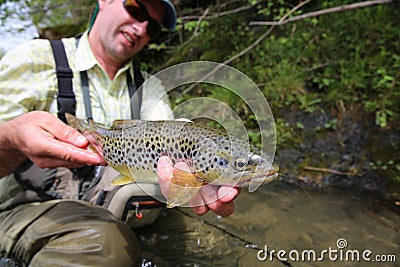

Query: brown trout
(66, 113), (278, 207)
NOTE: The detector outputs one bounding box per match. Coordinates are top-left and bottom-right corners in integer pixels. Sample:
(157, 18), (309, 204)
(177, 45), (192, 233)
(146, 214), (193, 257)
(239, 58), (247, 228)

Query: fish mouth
(209, 164), (279, 188)
(236, 172), (279, 187)
(235, 164), (280, 187)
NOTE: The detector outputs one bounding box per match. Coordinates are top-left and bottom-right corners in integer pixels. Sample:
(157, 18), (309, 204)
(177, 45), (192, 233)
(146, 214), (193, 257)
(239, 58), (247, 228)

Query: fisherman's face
(95, 0), (164, 63)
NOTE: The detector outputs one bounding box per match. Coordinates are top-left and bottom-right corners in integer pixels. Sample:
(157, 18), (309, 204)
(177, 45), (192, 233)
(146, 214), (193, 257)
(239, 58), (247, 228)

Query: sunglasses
(123, 0), (162, 40)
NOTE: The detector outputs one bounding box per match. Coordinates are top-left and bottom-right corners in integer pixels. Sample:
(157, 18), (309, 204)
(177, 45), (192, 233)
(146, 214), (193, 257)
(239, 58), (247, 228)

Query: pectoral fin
(111, 175), (135, 186)
(166, 167), (203, 208)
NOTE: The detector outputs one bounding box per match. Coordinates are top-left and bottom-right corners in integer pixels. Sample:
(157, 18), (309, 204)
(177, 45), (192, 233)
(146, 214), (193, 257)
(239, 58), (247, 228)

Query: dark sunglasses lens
(123, 0), (146, 22)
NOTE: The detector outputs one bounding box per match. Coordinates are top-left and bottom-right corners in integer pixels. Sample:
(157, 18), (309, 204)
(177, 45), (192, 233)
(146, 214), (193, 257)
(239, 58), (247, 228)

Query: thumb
(55, 123), (88, 148)
(39, 113), (88, 148)
(157, 156), (174, 196)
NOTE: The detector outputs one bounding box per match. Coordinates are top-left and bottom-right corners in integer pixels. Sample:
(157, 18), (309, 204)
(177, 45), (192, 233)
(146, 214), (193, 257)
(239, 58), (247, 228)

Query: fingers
(156, 156), (240, 217)
(30, 156), (88, 169)
(189, 185), (239, 217)
(218, 186), (241, 203)
(8, 111), (106, 168)
(156, 156), (174, 197)
(39, 137), (106, 167)
(43, 119), (89, 148)
(198, 185), (236, 217)
(189, 193), (209, 216)
(28, 144), (105, 168)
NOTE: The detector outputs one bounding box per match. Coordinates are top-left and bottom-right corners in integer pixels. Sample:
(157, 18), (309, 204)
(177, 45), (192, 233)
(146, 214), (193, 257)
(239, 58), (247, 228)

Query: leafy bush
(163, 1), (399, 131)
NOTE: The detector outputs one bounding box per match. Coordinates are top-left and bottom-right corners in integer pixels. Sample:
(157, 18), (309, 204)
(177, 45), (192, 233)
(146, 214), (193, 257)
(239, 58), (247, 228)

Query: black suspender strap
(74, 37), (93, 121)
(80, 70), (93, 120)
(127, 63), (144, 119)
(49, 40), (76, 123)
(81, 65), (143, 120)
(133, 62), (145, 90)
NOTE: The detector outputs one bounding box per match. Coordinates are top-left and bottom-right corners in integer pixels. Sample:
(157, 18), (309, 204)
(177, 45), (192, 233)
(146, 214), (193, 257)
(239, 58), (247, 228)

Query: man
(0, 0), (240, 266)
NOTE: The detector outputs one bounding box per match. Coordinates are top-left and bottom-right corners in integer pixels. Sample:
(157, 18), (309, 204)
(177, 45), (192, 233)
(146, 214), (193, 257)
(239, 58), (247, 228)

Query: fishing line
(174, 208), (294, 267)
(278, 173), (327, 221)
(278, 173), (315, 200)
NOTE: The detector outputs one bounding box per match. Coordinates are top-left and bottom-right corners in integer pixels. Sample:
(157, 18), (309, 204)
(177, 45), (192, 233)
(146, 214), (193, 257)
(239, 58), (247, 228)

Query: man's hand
(157, 156), (240, 217)
(0, 111), (106, 176)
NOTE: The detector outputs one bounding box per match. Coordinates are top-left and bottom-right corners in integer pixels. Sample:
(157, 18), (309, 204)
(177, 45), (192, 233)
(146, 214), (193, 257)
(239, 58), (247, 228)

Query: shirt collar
(75, 31), (97, 72)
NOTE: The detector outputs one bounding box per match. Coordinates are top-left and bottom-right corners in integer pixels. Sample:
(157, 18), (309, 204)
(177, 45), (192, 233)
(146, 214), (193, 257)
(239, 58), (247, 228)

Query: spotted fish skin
(66, 113), (278, 205)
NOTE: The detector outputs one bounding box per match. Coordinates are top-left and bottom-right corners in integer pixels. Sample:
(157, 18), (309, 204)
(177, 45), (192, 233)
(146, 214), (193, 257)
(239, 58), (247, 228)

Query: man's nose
(132, 20), (148, 36)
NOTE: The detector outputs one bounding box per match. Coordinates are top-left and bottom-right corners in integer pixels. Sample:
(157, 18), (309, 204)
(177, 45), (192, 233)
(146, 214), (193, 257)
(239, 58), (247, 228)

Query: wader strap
(80, 64), (144, 121)
(49, 40), (75, 124)
(49, 38), (94, 188)
(14, 40), (75, 199)
(80, 70), (93, 120)
(127, 63), (144, 119)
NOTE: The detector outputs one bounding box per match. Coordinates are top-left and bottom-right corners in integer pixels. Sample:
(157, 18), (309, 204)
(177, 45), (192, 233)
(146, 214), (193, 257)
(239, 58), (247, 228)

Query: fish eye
(234, 158), (248, 171)
(216, 157), (228, 167)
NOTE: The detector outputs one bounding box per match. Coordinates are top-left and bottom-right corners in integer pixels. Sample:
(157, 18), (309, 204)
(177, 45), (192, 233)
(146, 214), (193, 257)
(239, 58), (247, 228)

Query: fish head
(206, 151), (279, 188)
(192, 133), (278, 189)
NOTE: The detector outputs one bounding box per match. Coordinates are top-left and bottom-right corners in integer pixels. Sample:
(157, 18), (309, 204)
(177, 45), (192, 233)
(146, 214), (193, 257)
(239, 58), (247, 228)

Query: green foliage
(257, 0), (304, 20)
(155, 3), (400, 183)
(261, 59), (306, 105)
(370, 160), (400, 188)
(193, 1), (398, 131)
(1, 0), (93, 37)
(274, 118), (300, 148)
(183, 20), (209, 32)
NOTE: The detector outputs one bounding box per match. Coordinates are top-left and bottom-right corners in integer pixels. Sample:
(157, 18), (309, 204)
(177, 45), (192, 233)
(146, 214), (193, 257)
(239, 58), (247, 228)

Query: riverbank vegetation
(153, 0), (400, 198)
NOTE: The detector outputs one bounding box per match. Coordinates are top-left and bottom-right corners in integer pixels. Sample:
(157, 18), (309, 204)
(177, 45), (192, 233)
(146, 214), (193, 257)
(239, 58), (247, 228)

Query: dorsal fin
(109, 119), (144, 130)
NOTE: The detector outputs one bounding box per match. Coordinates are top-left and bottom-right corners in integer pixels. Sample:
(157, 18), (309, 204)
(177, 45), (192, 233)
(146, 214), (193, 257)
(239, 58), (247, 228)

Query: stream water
(137, 181), (399, 266)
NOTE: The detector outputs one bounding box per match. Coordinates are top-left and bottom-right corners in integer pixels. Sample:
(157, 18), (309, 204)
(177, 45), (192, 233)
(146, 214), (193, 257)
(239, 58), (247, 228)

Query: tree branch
(179, 1), (261, 21)
(181, 0), (311, 95)
(179, 7), (210, 47)
(250, 0), (394, 26)
(303, 166), (362, 176)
